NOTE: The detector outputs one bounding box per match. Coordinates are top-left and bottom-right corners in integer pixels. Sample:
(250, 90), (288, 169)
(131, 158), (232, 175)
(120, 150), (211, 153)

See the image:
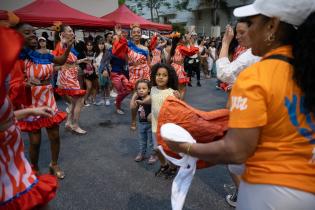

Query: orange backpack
(157, 96), (229, 169)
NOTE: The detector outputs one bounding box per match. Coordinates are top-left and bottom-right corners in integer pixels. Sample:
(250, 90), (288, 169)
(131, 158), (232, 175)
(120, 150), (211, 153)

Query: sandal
(71, 126), (87, 135)
(164, 166), (178, 179)
(49, 163), (65, 179)
(130, 122), (137, 131)
(134, 153), (145, 162)
(65, 123), (73, 131)
(155, 164), (169, 177)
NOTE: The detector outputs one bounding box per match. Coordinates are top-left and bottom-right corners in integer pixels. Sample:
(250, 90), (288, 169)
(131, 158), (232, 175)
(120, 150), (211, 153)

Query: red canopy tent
(0, 10), (7, 20)
(101, 4), (172, 31)
(13, 0), (113, 28)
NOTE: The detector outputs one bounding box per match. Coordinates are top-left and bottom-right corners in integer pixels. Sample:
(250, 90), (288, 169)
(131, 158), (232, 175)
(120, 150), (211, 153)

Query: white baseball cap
(141, 34), (149, 39)
(233, 0), (315, 26)
(38, 37), (46, 41)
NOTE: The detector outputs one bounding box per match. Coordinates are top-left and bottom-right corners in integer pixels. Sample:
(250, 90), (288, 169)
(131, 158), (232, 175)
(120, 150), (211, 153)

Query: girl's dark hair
(135, 79), (151, 91)
(170, 33), (184, 58)
(85, 40), (95, 54)
(150, 63), (178, 90)
(95, 38), (106, 57)
(293, 12), (315, 114)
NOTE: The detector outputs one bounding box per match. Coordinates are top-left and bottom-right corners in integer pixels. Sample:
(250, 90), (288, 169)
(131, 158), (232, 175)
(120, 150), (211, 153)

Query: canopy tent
(13, 0), (113, 28)
(101, 4), (172, 31)
(0, 10), (7, 20)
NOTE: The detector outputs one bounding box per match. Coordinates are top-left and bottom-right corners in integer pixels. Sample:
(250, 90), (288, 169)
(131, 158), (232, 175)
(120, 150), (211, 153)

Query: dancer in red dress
(54, 25), (87, 135)
(169, 32), (199, 99)
(112, 24), (151, 129)
(11, 23), (75, 179)
(0, 25), (57, 210)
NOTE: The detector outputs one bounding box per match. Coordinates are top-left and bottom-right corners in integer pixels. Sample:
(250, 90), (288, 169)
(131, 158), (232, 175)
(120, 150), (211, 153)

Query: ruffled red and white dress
(17, 48), (67, 132)
(0, 26), (57, 210)
(53, 42), (86, 97)
(171, 45), (199, 84)
(151, 48), (162, 66)
(112, 37), (150, 89)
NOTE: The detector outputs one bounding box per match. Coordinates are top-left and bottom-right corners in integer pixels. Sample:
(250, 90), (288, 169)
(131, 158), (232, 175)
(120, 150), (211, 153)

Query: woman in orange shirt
(163, 0), (315, 209)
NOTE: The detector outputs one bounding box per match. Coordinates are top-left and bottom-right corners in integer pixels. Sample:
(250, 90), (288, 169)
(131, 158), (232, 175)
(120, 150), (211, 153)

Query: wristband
(186, 143), (192, 155)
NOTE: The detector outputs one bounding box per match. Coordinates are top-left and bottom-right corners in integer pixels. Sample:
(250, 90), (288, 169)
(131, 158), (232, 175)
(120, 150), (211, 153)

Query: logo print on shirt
(230, 96), (248, 111)
(285, 95), (315, 144)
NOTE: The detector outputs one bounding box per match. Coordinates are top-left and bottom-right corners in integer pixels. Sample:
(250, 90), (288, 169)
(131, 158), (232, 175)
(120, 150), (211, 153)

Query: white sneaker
(110, 90), (118, 98)
(105, 99), (110, 106)
(95, 100), (105, 106)
(116, 109), (125, 115)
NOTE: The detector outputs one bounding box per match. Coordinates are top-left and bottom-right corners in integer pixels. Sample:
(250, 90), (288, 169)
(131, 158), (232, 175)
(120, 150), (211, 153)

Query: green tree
(131, 0), (171, 22)
(118, 0), (125, 6)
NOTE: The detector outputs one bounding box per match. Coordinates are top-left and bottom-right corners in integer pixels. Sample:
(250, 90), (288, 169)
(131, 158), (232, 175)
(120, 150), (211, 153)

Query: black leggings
(186, 61), (201, 82)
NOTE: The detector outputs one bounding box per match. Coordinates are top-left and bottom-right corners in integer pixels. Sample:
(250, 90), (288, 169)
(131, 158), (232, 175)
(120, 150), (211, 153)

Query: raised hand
(115, 24), (122, 37)
(222, 25), (234, 45)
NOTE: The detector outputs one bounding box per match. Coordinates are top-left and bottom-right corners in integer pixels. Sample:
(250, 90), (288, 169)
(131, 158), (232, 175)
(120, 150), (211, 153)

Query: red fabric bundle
(157, 96), (229, 169)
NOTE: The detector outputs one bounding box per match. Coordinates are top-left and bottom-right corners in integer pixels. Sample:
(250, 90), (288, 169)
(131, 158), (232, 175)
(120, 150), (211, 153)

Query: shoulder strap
(263, 54), (294, 65)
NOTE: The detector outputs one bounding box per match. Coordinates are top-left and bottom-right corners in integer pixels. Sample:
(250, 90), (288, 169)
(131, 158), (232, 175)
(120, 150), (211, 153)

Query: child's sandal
(164, 167), (178, 179)
(155, 164), (169, 177)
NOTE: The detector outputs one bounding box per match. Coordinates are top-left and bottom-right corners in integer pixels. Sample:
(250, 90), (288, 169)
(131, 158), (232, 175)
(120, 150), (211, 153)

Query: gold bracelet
(186, 143), (192, 155)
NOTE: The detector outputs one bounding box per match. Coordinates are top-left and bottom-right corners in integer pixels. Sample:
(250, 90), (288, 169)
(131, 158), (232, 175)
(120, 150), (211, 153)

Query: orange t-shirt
(229, 45), (315, 194)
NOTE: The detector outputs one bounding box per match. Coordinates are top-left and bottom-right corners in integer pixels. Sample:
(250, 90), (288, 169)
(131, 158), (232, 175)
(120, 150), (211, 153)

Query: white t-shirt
(151, 87), (175, 132)
(216, 48), (260, 85)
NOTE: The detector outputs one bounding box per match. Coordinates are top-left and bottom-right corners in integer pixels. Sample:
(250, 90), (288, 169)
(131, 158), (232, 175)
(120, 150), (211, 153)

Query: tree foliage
(118, 0), (125, 6)
(131, 0), (171, 22)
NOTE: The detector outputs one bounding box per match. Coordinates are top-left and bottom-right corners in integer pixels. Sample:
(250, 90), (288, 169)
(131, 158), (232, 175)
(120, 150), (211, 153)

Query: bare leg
(130, 92), (138, 130)
(65, 99), (74, 128)
(46, 125), (65, 179)
(179, 84), (186, 100)
(84, 79), (92, 103)
(230, 171), (241, 188)
(46, 126), (60, 165)
(72, 96), (86, 134)
(28, 130), (42, 172)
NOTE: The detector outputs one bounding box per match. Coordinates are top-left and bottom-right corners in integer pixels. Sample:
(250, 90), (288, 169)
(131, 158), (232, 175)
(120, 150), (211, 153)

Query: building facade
(126, 0), (253, 37)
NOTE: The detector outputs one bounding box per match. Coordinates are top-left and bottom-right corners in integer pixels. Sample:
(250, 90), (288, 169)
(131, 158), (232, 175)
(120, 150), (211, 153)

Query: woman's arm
(53, 37), (75, 65)
(219, 25), (234, 59)
(14, 106), (53, 120)
(165, 127), (261, 165)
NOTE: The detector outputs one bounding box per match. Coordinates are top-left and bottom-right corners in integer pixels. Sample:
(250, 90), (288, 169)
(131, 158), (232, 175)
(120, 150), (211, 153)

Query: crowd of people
(0, 0), (315, 209)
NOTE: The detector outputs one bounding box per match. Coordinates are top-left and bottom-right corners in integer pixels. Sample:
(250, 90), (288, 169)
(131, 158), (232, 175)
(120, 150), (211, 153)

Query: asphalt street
(23, 77), (234, 210)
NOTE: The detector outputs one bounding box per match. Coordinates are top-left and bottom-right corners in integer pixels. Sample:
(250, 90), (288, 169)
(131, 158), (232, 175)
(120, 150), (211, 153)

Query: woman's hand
(135, 99), (143, 106)
(114, 24), (122, 37)
(102, 70), (109, 77)
(222, 25), (234, 45)
(32, 107), (54, 118)
(173, 90), (181, 99)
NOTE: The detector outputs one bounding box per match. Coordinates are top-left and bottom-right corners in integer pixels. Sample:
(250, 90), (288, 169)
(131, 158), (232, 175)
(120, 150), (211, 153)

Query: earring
(265, 33), (275, 46)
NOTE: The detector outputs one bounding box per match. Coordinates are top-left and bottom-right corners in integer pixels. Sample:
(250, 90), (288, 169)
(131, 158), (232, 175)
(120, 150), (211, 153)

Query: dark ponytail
(170, 34), (183, 58)
(292, 12), (315, 114)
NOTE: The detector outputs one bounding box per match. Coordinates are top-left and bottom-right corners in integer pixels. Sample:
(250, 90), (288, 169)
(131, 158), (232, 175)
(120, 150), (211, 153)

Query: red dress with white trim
(112, 37), (150, 89)
(53, 42), (86, 96)
(171, 45), (199, 84)
(17, 48), (67, 132)
(0, 26), (57, 210)
(151, 48), (162, 66)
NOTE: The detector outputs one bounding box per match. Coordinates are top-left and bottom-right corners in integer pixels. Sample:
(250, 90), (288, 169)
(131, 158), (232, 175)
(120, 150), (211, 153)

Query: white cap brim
(233, 4), (260, 17)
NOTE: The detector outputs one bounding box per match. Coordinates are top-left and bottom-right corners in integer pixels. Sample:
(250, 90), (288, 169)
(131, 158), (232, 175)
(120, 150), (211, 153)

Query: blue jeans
(138, 122), (153, 155)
